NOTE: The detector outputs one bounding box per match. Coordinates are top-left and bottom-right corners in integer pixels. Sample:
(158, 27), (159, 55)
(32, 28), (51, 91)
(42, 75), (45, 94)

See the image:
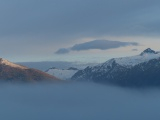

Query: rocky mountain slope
(0, 58), (60, 83)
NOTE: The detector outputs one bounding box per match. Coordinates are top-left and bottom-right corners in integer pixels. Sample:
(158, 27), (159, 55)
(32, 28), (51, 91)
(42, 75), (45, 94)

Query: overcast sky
(0, 0), (160, 62)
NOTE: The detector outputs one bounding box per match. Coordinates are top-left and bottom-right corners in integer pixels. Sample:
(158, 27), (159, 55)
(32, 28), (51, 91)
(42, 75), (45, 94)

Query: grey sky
(0, 0), (160, 62)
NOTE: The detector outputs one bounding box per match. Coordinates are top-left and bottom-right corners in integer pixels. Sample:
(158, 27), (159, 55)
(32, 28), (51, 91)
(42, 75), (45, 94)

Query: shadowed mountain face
(0, 58), (60, 83)
(72, 48), (160, 87)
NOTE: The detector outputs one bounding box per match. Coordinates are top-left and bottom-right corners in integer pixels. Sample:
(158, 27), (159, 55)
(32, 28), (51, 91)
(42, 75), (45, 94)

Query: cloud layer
(1, 0), (160, 39)
(0, 0), (159, 61)
(55, 40), (139, 54)
(1, 83), (160, 120)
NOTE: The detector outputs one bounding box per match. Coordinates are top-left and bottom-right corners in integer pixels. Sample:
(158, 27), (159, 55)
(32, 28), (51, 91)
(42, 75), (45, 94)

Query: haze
(0, 83), (160, 120)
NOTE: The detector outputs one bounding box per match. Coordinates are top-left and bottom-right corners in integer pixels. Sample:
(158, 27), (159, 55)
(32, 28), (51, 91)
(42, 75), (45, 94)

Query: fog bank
(0, 83), (160, 120)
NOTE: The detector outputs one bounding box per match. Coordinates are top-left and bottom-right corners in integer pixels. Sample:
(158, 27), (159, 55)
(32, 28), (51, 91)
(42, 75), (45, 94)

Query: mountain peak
(140, 48), (157, 56)
(0, 58), (28, 69)
(67, 67), (79, 70)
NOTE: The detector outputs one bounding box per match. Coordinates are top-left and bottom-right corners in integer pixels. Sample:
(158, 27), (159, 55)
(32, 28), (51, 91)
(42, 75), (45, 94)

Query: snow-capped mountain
(46, 67), (79, 80)
(0, 58), (60, 83)
(72, 48), (160, 87)
(101, 48), (160, 68)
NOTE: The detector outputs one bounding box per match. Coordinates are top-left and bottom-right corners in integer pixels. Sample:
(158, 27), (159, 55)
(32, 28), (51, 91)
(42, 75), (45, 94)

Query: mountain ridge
(72, 48), (160, 87)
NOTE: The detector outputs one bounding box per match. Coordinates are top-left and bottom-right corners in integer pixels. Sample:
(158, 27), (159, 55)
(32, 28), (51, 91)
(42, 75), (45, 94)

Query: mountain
(140, 48), (157, 56)
(18, 61), (98, 71)
(46, 67), (78, 80)
(72, 48), (160, 87)
(0, 58), (60, 83)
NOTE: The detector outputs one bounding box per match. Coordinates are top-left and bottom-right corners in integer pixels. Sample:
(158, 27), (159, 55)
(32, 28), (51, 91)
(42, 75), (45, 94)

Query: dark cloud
(55, 48), (70, 54)
(55, 40), (139, 54)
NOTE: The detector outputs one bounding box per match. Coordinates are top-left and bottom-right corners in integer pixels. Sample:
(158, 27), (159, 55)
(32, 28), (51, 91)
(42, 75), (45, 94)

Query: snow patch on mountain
(115, 53), (160, 67)
(46, 67), (78, 80)
(102, 48), (160, 68)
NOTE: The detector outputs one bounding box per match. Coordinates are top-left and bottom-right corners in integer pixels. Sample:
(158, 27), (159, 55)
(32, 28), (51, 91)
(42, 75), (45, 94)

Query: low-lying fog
(0, 82), (160, 120)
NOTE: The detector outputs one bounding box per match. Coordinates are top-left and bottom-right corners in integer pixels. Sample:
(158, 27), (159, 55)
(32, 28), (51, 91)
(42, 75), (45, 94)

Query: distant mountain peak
(0, 58), (60, 82)
(67, 67), (79, 70)
(0, 58), (28, 69)
(140, 48), (157, 56)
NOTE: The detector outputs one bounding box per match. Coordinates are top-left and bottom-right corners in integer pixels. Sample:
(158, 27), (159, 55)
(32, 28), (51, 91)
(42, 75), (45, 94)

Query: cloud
(55, 40), (139, 54)
(1, 83), (160, 120)
(55, 48), (70, 54)
(0, 0), (160, 40)
(1, 0), (160, 39)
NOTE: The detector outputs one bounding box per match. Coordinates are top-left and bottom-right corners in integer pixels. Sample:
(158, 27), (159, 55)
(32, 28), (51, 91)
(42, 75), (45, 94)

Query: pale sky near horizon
(0, 0), (160, 62)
